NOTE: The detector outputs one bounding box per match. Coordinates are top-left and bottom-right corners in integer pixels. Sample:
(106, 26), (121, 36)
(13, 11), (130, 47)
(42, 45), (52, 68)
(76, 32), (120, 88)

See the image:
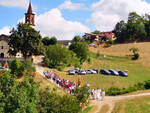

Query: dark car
(108, 69), (119, 76)
(118, 71), (128, 77)
(100, 69), (111, 75)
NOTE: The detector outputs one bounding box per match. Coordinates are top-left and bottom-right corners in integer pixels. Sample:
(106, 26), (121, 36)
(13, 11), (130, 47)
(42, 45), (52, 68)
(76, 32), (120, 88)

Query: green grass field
(59, 52), (150, 89)
(112, 96), (150, 113)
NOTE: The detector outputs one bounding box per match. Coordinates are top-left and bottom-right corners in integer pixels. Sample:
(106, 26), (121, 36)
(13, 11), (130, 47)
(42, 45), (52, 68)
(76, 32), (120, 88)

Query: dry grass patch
(112, 96), (150, 113)
(90, 42), (150, 68)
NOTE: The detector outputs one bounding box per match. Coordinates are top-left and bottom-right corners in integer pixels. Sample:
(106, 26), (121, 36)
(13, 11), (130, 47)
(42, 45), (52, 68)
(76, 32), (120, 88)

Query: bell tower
(25, 2), (35, 27)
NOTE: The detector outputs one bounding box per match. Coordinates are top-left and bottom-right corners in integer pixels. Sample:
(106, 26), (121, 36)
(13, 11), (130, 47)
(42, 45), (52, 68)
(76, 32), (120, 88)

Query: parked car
(86, 69), (97, 74)
(69, 70), (76, 75)
(92, 69), (99, 74)
(117, 71), (128, 77)
(74, 68), (80, 73)
(108, 69), (119, 76)
(89, 43), (97, 47)
(100, 69), (111, 75)
(0, 67), (9, 71)
(78, 70), (86, 75)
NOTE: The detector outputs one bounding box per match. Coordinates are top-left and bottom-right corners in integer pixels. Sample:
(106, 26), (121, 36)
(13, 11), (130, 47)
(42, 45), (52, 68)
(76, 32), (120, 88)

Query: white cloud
(59, 0), (85, 11)
(36, 8), (90, 40)
(0, 26), (11, 35)
(88, 0), (150, 31)
(0, 0), (29, 9)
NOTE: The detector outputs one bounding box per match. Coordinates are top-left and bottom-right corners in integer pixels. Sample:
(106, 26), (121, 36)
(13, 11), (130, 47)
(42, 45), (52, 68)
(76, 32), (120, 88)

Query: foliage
(44, 45), (77, 68)
(73, 35), (82, 42)
(10, 59), (24, 77)
(42, 36), (57, 46)
(113, 12), (150, 43)
(9, 23), (44, 59)
(130, 47), (139, 60)
(74, 85), (90, 106)
(130, 47), (139, 55)
(0, 73), (40, 113)
(105, 80), (150, 96)
(69, 42), (89, 64)
(49, 36), (57, 45)
(39, 90), (81, 113)
(144, 80), (150, 89)
(23, 58), (36, 72)
(92, 30), (101, 34)
(42, 37), (50, 46)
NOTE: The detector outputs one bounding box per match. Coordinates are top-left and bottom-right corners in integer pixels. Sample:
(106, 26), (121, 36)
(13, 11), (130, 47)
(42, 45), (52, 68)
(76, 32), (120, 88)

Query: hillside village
(1, 1), (150, 113)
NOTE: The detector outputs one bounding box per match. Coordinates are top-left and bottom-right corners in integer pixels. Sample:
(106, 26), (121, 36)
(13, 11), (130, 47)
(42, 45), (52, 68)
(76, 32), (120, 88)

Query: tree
(126, 12), (146, 41)
(69, 42), (89, 63)
(39, 90), (81, 113)
(74, 85), (90, 106)
(113, 20), (127, 43)
(9, 23), (44, 59)
(44, 45), (75, 68)
(42, 37), (50, 46)
(0, 73), (40, 113)
(49, 36), (57, 45)
(72, 35), (82, 42)
(92, 30), (101, 34)
(129, 47), (140, 60)
(10, 59), (24, 77)
(130, 47), (139, 55)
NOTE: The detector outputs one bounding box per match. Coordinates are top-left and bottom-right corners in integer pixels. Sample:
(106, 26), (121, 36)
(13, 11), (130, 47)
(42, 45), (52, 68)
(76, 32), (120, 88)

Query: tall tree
(72, 35), (82, 42)
(113, 20), (127, 43)
(42, 37), (50, 46)
(9, 23), (44, 59)
(69, 42), (89, 63)
(49, 36), (57, 45)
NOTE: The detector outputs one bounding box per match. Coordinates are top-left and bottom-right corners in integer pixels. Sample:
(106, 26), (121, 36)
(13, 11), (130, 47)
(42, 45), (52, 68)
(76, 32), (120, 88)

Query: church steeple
(27, 2), (33, 14)
(25, 2), (35, 27)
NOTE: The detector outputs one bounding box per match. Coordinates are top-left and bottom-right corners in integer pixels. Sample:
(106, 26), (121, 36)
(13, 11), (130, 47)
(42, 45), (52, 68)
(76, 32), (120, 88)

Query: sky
(0, 0), (150, 40)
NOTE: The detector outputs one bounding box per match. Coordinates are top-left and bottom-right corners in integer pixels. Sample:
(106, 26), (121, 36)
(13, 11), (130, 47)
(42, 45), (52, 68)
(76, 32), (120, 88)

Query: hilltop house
(83, 32), (116, 42)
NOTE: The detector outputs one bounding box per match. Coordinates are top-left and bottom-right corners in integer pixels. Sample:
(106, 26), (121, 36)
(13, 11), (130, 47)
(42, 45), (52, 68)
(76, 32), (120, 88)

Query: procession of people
(43, 70), (105, 101)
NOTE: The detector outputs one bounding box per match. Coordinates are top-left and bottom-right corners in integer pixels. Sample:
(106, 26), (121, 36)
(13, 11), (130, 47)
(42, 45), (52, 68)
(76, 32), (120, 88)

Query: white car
(69, 70), (76, 75)
(89, 43), (97, 47)
(78, 70), (86, 75)
(86, 69), (97, 74)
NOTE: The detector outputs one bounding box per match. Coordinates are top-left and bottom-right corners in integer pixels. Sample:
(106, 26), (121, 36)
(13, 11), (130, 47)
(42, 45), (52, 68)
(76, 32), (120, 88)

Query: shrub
(106, 81), (147, 96)
(144, 80), (150, 89)
(10, 59), (24, 77)
(132, 53), (139, 60)
(23, 59), (36, 72)
(107, 39), (114, 45)
(74, 85), (90, 106)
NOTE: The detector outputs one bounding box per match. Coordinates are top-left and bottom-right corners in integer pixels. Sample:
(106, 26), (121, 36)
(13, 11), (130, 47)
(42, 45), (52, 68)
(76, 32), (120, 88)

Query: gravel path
(89, 92), (150, 113)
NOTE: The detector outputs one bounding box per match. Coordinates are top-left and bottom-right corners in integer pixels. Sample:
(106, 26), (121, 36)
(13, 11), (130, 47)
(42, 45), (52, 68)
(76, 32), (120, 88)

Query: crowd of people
(43, 70), (105, 101)
(43, 70), (76, 94)
(90, 89), (105, 101)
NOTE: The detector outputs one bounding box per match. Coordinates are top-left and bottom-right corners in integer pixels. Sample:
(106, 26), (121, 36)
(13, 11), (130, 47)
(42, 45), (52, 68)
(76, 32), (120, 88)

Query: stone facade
(0, 34), (10, 58)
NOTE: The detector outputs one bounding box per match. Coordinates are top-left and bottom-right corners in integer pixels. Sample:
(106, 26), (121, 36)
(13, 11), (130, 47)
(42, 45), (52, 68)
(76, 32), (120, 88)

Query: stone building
(0, 34), (10, 58)
(0, 2), (35, 66)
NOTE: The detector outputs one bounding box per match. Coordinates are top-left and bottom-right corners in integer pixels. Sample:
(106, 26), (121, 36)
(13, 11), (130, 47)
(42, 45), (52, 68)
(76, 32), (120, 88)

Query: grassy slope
(112, 96), (150, 113)
(33, 72), (66, 95)
(58, 42), (150, 89)
(89, 42), (150, 68)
